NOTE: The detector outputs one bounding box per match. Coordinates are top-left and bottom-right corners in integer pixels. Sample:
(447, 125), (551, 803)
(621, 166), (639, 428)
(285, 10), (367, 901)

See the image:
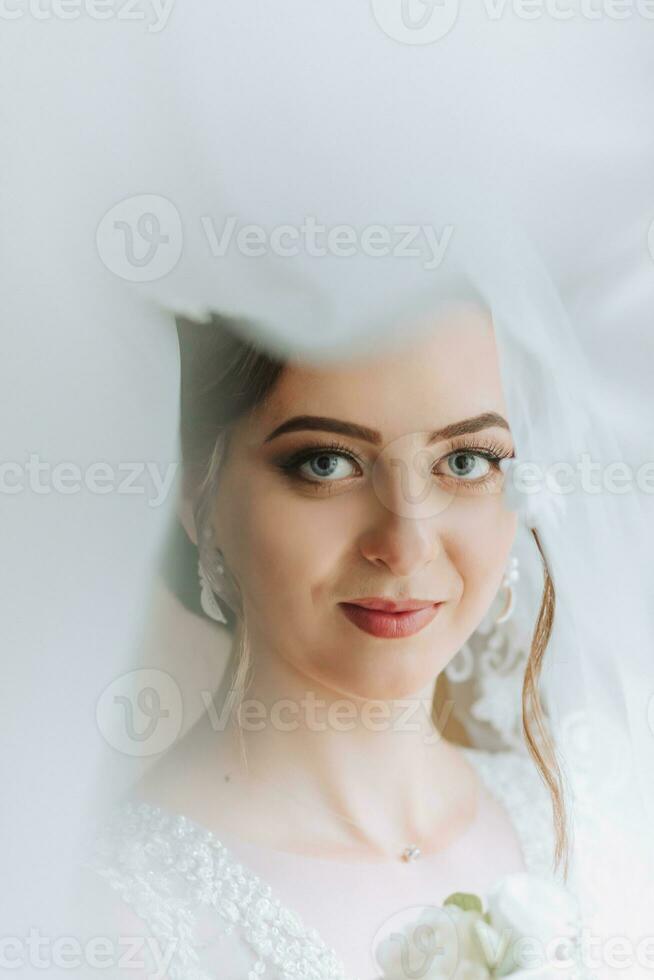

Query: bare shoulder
(127, 711), (249, 837)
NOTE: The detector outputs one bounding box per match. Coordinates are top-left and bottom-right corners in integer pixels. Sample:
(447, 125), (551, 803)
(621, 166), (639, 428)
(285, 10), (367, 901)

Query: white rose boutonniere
(374, 872), (583, 980)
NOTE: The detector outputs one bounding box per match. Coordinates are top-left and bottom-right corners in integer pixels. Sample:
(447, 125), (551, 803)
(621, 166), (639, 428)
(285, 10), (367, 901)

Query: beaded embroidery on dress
(82, 747), (563, 980)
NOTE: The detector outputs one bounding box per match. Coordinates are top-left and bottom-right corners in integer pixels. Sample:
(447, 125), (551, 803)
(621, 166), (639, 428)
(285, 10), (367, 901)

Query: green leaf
(443, 892), (484, 914)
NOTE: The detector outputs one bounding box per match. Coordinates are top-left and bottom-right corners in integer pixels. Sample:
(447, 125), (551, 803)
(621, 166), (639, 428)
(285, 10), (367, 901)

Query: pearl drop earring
(198, 548), (228, 624)
(495, 554), (520, 625)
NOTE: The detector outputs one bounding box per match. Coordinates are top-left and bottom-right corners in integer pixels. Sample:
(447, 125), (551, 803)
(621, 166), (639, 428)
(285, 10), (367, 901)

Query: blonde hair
(521, 527), (569, 878)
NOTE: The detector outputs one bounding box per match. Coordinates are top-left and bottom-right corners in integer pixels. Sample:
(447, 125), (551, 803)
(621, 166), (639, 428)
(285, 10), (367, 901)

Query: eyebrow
(263, 411), (511, 445)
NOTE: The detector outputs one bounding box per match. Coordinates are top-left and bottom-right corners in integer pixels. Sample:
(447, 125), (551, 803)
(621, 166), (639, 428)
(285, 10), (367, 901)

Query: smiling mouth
(338, 598), (444, 639)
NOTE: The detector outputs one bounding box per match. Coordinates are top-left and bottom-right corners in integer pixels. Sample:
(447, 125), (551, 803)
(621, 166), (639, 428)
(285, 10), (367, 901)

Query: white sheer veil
(3, 5), (654, 979)
(184, 208), (654, 966)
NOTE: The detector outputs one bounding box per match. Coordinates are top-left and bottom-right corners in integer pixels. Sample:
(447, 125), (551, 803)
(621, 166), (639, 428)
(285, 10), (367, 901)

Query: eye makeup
(270, 434), (514, 490)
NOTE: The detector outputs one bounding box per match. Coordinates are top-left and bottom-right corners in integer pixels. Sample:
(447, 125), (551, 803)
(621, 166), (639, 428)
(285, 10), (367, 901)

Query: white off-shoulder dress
(80, 747), (566, 980)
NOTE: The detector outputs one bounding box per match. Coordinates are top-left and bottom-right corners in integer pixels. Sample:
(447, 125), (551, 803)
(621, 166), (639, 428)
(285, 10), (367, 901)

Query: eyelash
(276, 438), (514, 489)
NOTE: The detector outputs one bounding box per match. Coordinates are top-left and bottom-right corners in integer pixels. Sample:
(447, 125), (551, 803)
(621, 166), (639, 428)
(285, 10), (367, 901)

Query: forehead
(255, 307), (506, 439)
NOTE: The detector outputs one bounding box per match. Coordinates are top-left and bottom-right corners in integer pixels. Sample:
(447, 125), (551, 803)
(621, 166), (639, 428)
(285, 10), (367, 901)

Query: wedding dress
(81, 746), (571, 980)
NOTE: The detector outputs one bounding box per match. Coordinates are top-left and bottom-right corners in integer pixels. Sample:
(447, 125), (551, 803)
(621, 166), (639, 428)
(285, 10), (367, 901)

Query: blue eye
(444, 451), (492, 481)
(276, 442), (363, 485)
(299, 451), (358, 482)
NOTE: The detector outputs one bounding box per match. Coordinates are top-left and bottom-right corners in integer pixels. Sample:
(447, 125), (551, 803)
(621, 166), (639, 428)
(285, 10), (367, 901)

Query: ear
(176, 493), (198, 547)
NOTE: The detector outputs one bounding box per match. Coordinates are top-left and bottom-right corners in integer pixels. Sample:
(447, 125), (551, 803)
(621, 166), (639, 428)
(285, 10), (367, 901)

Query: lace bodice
(82, 748), (564, 980)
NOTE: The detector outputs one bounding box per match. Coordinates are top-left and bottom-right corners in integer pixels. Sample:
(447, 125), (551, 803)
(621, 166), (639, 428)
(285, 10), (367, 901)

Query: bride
(79, 303), (582, 979)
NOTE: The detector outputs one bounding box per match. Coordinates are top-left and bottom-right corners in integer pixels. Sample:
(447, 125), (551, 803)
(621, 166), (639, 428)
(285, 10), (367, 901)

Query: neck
(204, 631), (475, 859)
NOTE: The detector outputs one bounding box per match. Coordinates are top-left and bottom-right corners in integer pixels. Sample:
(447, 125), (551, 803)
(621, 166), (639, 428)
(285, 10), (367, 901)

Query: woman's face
(208, 307), (517, 700)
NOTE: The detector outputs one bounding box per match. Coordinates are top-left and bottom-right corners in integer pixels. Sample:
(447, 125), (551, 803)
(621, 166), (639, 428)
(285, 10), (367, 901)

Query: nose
(358, 506), (442, 578)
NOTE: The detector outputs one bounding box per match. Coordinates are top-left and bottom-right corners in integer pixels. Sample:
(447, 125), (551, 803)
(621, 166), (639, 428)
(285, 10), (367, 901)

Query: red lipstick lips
(338, 597), (444, 639)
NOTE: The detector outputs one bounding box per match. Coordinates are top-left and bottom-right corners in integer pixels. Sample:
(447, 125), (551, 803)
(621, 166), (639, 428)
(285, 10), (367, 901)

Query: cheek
(447, 497), (517, 615)
(215, 469), (352, 617)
